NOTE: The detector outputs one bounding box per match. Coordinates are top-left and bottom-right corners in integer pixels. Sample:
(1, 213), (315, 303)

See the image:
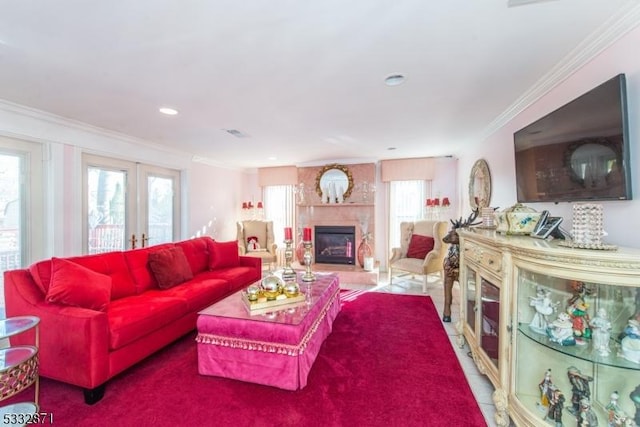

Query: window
(388, 180), (428, 250)
(262, 185), (295, 243)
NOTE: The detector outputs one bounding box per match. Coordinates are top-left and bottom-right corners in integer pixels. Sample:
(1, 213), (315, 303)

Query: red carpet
(36, 292), (487, 427)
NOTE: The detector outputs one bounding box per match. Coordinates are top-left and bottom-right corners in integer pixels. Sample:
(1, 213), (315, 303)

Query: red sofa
(3, 237), (261, 404)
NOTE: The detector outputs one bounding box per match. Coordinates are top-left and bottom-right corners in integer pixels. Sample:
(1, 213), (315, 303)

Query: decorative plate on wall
(469, 159), (492, 209)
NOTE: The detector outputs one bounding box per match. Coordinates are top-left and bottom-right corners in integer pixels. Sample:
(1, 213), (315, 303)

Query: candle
(284, 227), (292, 240)
(426, 198), (432, 207)
(433, 198), (440, 206)
(303, 227), (312, 241)
(257, 201), (263, 208)
(443, 197), (450, 207)
(242, 202), (248, 209)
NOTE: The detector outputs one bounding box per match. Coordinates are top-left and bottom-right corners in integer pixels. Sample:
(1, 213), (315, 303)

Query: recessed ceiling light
(384, 74), (406, 87)
(268, 156), (277, 161)
(387, 147), (397, 151)
(159, 107), (178, 115)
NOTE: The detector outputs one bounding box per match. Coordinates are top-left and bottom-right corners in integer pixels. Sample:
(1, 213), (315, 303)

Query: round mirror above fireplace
(315, 164), (354, 201)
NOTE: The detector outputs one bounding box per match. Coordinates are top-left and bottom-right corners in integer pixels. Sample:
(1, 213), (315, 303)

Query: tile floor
(342, 272), (503, 427)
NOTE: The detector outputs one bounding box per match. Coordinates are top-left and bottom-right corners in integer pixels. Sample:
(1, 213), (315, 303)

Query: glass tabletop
(0, 317), (39, 340)
(0, 346), (38, 372)
(0, 402), (38, 426)
(199, 272), (338, 326)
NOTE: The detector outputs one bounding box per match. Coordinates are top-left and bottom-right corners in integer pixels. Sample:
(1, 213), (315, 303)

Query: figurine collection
(527, 281), (640, 362)
(537, 367), (638, 426)
(527, 282), (640, 426)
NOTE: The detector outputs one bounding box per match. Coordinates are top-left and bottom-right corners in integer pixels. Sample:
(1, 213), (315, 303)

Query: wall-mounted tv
(514, 74), (632, 203)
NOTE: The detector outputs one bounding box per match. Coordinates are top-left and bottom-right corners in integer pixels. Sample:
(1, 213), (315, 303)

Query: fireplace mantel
(296, 162), (376, 264)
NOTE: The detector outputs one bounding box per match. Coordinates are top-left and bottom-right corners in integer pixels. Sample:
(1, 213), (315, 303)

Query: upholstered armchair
(236, 220), (278, 270)
(388, 220), (449, 293)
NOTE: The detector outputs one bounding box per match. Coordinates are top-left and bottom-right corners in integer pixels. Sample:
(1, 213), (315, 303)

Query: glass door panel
(0, 137), (43, 319)
(87, 167), (127, 254)
(481, 278), (500, 367)
(0, 154), (22, 318)
(145, 174), (175, 246)
(465, 265), (477, 331)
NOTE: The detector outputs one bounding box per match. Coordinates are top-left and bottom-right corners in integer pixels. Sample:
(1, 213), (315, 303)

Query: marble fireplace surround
(296, 162), (376, 264)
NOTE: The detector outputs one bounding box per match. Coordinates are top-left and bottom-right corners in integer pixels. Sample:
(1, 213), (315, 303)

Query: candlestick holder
(282, 239), (297, 282)
(301, 240), (315, 282)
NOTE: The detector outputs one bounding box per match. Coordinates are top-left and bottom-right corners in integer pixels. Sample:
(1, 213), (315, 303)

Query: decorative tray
(558, 240), (618, 251)
(240, 290), (306, 313)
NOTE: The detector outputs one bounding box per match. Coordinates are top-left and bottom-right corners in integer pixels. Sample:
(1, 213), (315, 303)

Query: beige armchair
(236, 220), (278, 271)
(388, 220), (449, 293)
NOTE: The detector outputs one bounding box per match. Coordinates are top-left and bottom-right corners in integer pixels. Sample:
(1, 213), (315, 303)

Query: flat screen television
(514, 74), (632, 203)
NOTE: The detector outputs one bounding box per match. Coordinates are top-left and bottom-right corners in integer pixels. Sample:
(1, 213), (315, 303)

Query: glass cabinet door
(465, 265), (477, 332)
(514, 268), (640, 425)
(480, 278), (500, 368)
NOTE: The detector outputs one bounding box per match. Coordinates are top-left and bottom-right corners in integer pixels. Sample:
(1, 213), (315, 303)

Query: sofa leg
(84, 384), (106, 405)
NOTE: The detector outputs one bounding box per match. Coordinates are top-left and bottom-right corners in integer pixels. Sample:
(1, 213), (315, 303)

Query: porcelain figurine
(577, 398), (599, 426)
(529, 286), (557, 335)
(547, 312), (576, 346)
(630, 385), (640, 426)
(545, 387), (565, 427)
(538, 369), (554, 408)
(590, 308), (612, 356)
(605, 391), (625, 427)
(621, 319), (640, 364)
(567, 366), (593, 416)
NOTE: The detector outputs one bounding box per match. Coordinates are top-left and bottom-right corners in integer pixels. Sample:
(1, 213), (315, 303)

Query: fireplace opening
(314, 226), (356, 265)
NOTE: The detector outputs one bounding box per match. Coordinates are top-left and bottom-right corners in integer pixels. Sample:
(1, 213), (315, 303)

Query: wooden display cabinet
(458, 229), (640, 426)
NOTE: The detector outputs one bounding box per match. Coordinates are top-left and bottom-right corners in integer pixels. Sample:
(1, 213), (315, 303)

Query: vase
(296, 239), (306, 264)
(357, 236), (373, 271)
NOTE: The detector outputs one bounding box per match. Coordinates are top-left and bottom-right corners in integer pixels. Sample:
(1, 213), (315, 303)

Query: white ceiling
(0, 0), (638, 170)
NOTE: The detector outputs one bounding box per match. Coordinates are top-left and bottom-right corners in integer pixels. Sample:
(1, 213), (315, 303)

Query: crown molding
(482, 2), (640, 139)
(0, 98), (189, 158)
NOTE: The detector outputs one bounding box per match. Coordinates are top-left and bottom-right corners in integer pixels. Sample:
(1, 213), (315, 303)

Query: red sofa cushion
(144, 277), (230, 312)
(175, 237), (211, 274)
(406, 234), (435, 259)
(203, 267), (259, 293)
(124, 244), (174, 294)
(208, 240), (240, 269)
(107, 294), (188, 350)
(46, 258), (112, 311)
(148, 247), (194, 289)
(30, 251), (135, 300)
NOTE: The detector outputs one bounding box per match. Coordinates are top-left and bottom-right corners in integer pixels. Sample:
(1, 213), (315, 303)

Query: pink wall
(187, 162), (246, 242)
(458, 25), (640, 248)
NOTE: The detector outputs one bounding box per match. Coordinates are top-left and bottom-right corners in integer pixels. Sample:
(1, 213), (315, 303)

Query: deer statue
(442, 208), (480, 322)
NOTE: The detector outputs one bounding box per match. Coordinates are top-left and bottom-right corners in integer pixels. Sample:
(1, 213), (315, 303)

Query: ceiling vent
(507, 0), (559, 7)
(223, 129), (249, 138)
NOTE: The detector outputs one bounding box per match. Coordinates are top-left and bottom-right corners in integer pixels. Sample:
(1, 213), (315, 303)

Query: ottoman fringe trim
(196, 287), (340, 356)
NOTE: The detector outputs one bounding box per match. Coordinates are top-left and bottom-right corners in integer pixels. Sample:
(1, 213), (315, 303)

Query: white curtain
(388, 180), (429, 250)
(262, 185), (295, 244)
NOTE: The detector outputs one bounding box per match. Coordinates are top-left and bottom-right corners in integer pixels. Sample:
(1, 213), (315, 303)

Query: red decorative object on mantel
(284, 227), (293, 240)
(442, 197), (450, 207)
(303, 227), (312, 242)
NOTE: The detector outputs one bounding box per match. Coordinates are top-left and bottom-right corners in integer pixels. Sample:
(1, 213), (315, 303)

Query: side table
(0, 316), (40, 411)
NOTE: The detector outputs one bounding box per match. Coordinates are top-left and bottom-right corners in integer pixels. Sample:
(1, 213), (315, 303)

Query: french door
(83, 154), (181, 253)
(0, 137), (43, 318)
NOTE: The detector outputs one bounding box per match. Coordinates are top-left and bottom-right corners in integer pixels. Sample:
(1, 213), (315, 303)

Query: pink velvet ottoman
(196, 273), (340, 390)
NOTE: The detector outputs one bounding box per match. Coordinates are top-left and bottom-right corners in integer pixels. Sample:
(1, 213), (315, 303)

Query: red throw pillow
(208, 240), (240, 269)
(148, 247), (194, 289)
(46, 258), (112, 311)
(406, 234), (435, 259)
